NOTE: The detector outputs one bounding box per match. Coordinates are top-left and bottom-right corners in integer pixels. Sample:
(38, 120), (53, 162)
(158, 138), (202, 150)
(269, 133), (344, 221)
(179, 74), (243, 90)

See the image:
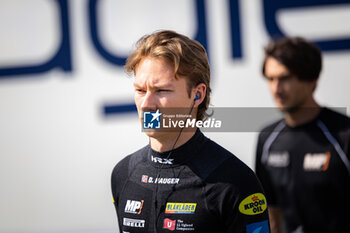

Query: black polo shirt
(256, 108), (350, 232)
(112, 130), (270, 233)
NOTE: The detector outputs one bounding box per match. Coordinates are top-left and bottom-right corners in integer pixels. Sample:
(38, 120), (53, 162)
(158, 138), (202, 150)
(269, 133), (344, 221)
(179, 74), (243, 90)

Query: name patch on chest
(141, 175), (180, 184)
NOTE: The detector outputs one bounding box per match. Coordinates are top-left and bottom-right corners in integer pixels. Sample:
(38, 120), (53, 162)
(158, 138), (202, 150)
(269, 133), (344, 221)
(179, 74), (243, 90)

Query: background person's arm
(268, 207), (284, 233)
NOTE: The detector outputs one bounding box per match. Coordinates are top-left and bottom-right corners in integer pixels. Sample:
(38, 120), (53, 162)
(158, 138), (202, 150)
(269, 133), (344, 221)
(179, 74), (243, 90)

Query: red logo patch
(163, 218), (176, 231)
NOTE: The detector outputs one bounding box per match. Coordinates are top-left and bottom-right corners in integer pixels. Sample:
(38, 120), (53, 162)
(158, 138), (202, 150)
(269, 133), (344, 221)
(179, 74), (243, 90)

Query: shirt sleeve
(111, 156), (131, 230)
(206, 158), (271, 233)
(255, 132), (278, 206)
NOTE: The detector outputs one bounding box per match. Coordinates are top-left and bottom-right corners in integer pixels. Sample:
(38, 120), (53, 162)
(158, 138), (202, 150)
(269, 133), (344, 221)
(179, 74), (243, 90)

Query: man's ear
(311, 79), (318, 93)
(193, 83), (206, 107)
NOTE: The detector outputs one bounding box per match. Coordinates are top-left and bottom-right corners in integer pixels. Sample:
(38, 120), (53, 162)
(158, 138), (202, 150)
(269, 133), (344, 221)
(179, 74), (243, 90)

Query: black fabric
(255, 108), (350, 233)
(112, 130), (270, 232)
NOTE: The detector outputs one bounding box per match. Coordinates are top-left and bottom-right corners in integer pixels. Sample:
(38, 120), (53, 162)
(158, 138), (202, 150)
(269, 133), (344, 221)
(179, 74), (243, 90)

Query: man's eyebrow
(153, 83), (174, 89)
(279, 73), (292, 78)
(133, 82), (174, 90)
(133, 82), (142, 88)
(265, 73), (292, 79)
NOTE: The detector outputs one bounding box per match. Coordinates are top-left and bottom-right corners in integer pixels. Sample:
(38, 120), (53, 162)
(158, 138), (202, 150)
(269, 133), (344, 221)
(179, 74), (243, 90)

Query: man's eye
(158, 89), (171, 93)
(136, 89), (146, 93)
(279, 74), (292, 81)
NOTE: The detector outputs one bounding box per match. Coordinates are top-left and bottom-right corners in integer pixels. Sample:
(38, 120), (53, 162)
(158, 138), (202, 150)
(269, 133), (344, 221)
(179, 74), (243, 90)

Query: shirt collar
(148, 129), (206, 167)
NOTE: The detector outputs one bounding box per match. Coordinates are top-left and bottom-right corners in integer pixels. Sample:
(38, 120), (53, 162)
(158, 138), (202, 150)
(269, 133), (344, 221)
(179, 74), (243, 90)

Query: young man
(111, 30), (270, 233)
(255, 37), (350, 233)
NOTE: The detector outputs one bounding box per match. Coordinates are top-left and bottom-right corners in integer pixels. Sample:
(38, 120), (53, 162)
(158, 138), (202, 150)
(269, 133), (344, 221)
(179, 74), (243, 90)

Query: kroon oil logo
(239, 193), (267, 215)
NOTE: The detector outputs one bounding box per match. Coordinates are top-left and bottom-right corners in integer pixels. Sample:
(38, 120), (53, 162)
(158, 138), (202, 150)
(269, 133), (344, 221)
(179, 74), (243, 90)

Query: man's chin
(143, 129), (183, 139)
(278, 105), (299, 114)
(144, 129), (159, 137)
(143, 129), (169, 138)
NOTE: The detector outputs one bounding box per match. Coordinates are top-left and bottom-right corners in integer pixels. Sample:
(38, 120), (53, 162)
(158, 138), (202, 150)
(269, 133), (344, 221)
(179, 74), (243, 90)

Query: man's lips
(275, 97), (288, 106)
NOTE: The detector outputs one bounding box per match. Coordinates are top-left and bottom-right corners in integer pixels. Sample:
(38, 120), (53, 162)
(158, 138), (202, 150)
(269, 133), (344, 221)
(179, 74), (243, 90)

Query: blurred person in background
(111, 30), (270, 233)
(255, 37), (350, 233)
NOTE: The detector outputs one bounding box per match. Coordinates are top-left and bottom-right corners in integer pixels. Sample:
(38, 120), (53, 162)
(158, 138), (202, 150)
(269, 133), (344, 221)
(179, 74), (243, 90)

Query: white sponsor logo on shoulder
(267, 152), (289, 167)
(303, 152), (331, 171)
(123, 218), (145, 228)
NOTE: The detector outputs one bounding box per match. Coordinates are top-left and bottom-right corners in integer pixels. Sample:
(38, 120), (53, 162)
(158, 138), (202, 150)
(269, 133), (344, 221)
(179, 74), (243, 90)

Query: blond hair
(125, 30), (211, 120)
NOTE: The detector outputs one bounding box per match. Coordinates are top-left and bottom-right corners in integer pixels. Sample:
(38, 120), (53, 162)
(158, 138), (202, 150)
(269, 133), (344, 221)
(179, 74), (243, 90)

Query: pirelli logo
(165, 202), (197, 214)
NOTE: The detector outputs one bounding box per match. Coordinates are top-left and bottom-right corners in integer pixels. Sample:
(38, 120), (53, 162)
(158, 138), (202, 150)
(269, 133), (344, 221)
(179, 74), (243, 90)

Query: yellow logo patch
(165, 203), (197, 214)
(239, 193), (267, 215)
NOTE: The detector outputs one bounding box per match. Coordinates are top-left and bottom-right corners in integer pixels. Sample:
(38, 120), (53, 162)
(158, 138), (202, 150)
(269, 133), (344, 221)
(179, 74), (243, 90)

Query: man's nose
(141, 92), (157, 112)
(271, 80), (282, 95)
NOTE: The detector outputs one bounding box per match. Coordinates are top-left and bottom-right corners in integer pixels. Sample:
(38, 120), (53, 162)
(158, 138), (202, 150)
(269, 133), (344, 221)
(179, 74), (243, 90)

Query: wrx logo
(151, 155), (174, 165)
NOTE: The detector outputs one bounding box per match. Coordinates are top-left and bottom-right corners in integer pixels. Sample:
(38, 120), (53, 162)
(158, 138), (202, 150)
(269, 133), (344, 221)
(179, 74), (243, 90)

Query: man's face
(264, 56), (316, 113)
(133, 56), (196, 137)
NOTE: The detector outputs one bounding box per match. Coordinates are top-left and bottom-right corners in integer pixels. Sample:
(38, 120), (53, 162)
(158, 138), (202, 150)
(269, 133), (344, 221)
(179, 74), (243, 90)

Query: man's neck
(284, 99), (321, 127)
(150, 130), (197, 152)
